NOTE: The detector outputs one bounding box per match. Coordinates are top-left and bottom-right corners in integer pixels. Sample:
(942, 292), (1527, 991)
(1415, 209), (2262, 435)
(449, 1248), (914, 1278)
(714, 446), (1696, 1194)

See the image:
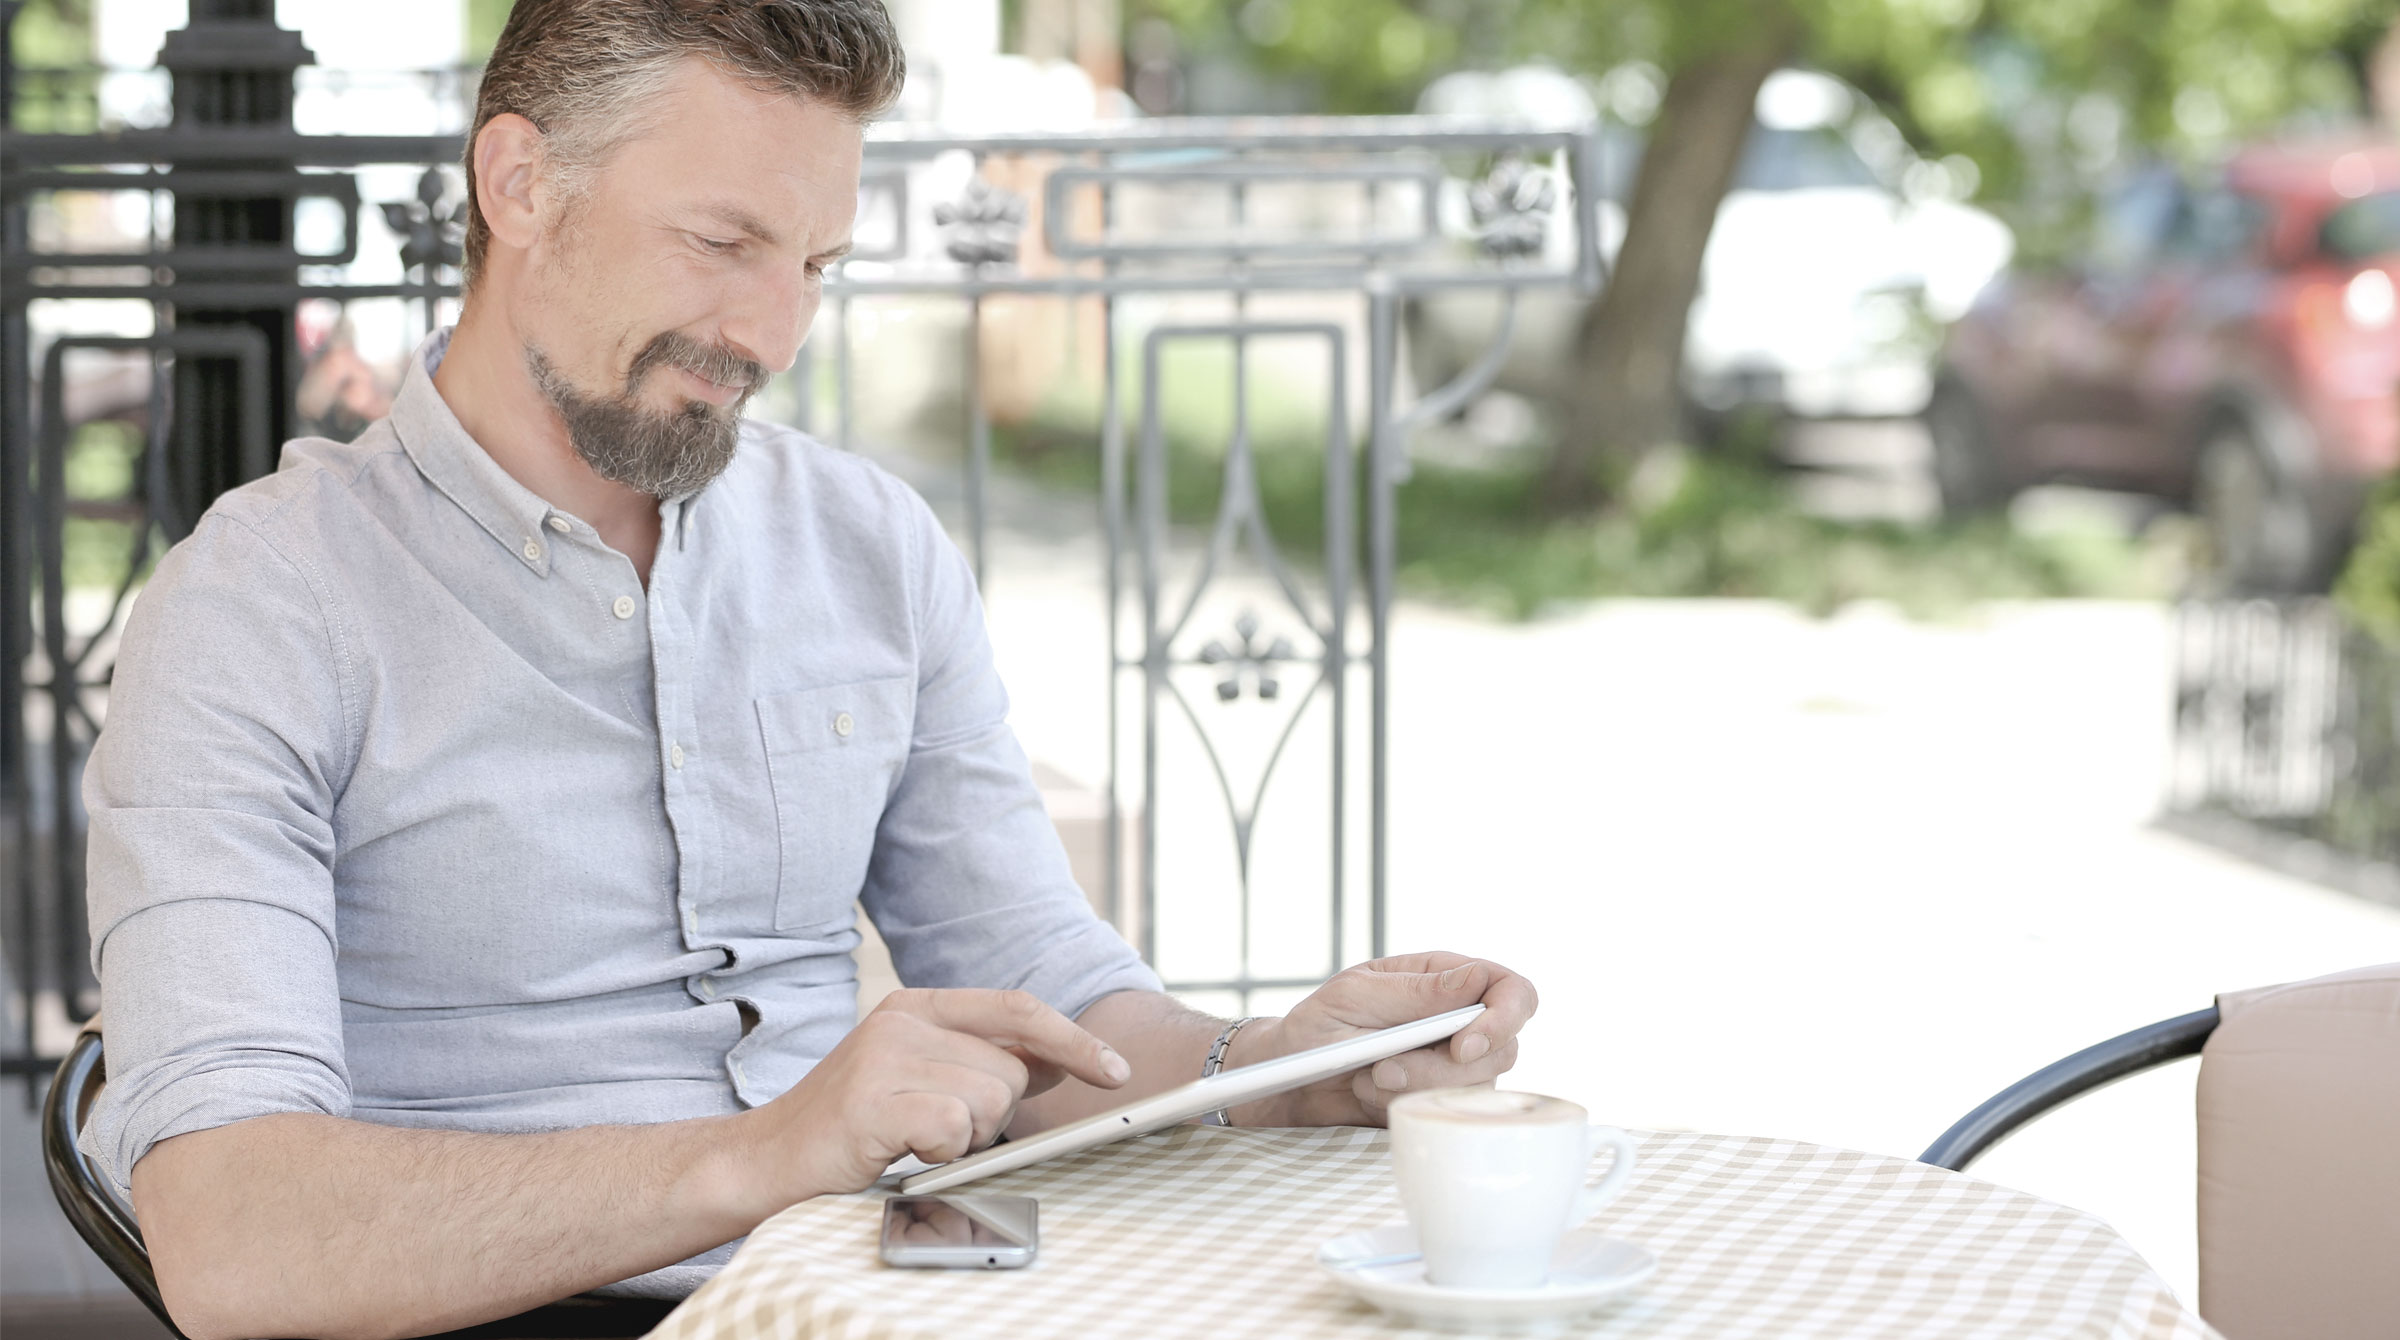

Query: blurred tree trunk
(2370, 14), (2400, 138)
(1545, 12), (1798, 509)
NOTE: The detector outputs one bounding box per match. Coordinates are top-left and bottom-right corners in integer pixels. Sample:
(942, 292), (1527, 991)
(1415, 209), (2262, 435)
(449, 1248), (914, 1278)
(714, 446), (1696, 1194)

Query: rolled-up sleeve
(861, 491), (1160, 1017)
(80, 510), (356, 1200)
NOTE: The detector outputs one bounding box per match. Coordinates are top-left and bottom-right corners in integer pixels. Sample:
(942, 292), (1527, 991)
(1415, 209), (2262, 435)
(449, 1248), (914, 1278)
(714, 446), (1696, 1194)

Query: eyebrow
(696, 202), (784, 248)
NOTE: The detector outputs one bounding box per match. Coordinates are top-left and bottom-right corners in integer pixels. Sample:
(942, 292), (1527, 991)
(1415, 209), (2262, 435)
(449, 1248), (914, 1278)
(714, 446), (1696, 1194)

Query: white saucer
(1317, 1224), (1656, 1331)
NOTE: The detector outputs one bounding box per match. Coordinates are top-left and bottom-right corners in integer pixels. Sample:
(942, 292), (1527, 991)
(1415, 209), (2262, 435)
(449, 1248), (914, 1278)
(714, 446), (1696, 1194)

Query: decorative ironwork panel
(1132, 322), (1353, 994)
(6, 14), (1612, 1072)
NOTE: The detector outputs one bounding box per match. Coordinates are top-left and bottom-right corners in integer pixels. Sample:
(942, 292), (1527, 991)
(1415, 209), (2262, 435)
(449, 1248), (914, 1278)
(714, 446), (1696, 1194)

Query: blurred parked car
(1408, 68), (2013, 433)
(1681, 76), (2012, 421)
(1930, 140), (2400, 591)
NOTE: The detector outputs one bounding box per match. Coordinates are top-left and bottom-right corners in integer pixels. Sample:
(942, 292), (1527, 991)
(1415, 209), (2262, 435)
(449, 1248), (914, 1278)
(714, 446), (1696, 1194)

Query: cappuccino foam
(1397, 1088), (1583, 1125)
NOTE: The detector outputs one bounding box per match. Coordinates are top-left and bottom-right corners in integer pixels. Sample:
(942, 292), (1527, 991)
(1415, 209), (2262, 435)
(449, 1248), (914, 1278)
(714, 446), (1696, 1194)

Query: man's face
(517, 58), (861, 497)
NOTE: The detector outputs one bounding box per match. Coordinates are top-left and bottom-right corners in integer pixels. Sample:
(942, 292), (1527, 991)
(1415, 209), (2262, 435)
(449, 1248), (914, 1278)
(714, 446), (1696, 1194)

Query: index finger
(884, 989), (1132, 1090)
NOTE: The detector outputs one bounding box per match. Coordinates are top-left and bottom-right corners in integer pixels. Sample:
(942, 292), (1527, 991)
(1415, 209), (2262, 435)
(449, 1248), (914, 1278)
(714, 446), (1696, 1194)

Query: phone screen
(880, 1194), (1038, 1266)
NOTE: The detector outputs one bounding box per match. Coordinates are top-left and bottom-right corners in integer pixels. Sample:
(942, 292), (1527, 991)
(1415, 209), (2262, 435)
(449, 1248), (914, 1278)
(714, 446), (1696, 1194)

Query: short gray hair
(462, 0), (905, 287)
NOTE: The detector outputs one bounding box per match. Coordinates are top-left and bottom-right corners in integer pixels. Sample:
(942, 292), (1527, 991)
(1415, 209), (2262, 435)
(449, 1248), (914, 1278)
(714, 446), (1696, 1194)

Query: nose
(717, 257), (817, 376)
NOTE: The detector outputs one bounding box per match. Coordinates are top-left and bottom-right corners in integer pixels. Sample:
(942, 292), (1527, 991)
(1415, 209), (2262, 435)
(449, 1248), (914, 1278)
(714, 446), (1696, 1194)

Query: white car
(1411, 67), (2014, 427)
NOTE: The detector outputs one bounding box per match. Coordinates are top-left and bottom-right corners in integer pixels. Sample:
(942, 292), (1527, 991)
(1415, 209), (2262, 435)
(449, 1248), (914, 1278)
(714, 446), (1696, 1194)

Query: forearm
(1010, 992), (1294, 1133)
(133, 1108), (776, 1340)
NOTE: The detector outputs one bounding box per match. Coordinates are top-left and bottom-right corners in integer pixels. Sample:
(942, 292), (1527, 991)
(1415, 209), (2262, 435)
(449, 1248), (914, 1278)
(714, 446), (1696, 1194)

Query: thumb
(1352, 960), (1488, 1020)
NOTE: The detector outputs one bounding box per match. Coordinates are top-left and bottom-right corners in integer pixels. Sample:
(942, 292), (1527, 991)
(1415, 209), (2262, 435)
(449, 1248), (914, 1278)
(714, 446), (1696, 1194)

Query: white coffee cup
(1387, 1088), (1639, 1290)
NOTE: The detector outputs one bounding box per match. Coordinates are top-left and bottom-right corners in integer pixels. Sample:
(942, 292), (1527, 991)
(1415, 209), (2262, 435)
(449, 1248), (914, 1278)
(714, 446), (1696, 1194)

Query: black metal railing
(5, 4), (1610, 1084)
(2169, 598), (2400, 872)
(4, 1), (469, 1083)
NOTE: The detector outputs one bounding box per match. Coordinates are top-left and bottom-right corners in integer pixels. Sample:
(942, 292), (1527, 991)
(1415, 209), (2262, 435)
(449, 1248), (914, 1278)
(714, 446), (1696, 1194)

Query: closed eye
(694, 235), (739, 256)
(809, 243), (853, 279)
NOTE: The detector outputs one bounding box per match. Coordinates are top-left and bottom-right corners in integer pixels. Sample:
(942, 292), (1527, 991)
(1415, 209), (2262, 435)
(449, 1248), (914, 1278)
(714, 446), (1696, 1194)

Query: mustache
(626, 331), (765, 400)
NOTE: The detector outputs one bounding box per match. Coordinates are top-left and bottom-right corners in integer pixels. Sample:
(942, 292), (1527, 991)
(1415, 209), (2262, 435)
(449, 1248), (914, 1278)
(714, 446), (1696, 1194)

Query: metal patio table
(643, 1124), (2217, 1340)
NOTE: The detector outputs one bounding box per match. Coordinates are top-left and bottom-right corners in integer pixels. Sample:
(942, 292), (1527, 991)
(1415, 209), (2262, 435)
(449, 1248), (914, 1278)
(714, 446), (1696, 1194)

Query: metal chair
(1917, 1005), (2221, 1171)
(44, 1026), (680, 1340)
(1921, 966), (2400, 1340)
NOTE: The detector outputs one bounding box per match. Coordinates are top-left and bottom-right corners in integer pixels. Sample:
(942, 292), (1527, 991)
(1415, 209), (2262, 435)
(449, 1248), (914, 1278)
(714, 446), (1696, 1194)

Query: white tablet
(895, 1004), (1486, 1194)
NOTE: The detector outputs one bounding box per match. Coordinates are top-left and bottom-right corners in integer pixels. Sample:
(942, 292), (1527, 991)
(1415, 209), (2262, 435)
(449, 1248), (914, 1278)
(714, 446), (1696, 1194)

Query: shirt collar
(391, 326), (569, 578)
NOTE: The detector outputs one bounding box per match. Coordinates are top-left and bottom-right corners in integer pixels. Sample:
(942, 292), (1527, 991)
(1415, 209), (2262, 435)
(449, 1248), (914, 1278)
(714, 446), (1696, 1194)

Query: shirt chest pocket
(756, 677), (914, 931)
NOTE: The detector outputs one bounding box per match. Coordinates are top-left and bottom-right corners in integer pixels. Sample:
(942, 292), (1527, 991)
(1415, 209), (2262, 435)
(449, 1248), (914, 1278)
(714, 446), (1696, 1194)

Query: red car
(1929, 139), (2400, 591)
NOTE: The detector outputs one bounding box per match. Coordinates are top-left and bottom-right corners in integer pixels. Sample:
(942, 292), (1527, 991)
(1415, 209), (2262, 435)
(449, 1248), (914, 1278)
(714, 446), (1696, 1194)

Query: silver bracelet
(1198, 1016), (1260, 1127)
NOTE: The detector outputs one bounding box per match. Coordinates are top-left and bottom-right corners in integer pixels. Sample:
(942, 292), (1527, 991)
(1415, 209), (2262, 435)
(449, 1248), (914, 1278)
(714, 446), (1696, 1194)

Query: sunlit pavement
(958, 465), (2400, 1311)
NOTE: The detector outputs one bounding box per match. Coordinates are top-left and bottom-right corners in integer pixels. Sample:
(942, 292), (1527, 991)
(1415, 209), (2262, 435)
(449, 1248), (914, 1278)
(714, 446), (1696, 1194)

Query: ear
(471, 113), (547, 256)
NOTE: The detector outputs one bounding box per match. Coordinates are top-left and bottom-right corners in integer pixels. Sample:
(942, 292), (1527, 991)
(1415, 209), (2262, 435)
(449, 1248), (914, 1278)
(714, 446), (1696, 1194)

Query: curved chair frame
(1919, 1006), (2220, 1172)
(43, 1029), (677, 1340)
(43, 1029), (171, 1322)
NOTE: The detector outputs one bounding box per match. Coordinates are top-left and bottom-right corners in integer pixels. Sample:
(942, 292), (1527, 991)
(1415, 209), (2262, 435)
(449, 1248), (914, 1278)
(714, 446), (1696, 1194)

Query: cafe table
(645, 1124), (2219, 1339)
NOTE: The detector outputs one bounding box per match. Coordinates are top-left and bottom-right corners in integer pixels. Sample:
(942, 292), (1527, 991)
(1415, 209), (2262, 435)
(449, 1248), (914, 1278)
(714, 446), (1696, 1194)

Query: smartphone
(878, 1194), (1038, 1269)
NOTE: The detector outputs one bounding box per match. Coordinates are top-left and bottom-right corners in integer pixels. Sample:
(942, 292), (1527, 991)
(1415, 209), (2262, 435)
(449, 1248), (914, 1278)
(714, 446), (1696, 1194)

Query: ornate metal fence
(4, 6), (1607, 1081)
(4, 1), (477, 1083)
(822, 122), (1603, 1006)
(2169, 599), (2400, 876)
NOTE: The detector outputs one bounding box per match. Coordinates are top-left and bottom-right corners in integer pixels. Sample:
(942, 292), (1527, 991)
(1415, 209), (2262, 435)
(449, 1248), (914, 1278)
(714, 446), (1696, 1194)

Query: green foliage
(2336, 473), (2400, 647)
(54, 422), (159, 593)
(63, 517), (151, 592)
(1812, 0), (2389, 252)
(464, 0), (516, 61)
(1149, 0), (2397, 243)
(64, 419), (139, 501)
(2318, 631), (2400, 864)
(8, 0), (101, 131)
(995, 390), (2163, 621)
(1144, 0), (1476, 113)
(1382, 449), (2164, 619)
(8, 0), (93, 66)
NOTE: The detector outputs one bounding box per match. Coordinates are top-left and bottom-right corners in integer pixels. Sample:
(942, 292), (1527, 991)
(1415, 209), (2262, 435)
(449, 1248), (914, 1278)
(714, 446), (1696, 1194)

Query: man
(82, 4), (1536, 1338)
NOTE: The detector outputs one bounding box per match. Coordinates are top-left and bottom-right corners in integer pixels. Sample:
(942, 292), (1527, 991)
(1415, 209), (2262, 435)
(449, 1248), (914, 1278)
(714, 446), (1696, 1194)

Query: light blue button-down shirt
(80, 329), (1157, 1293)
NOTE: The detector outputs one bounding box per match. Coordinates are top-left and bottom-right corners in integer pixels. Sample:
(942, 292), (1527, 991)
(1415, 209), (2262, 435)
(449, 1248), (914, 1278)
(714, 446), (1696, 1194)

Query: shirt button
(613, 595), (636, 620)
(546, 516), (571, 534)
(669, 743), (686, 769)
(521, 537), (542, 562)
(682, 907), (699, 937)
(833, 712), (855, 738)
(730, 1059), (748, 1086)
(697, 978), (716, 999)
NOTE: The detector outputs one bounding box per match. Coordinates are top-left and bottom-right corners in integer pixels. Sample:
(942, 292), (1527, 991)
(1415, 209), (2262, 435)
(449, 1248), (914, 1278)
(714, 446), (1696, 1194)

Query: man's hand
(1226, 952), (1536, 1127)
(734, 988), (1131, 1212)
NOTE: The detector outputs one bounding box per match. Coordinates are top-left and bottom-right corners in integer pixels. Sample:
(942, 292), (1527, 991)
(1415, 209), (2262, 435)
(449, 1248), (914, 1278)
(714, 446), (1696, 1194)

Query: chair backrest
(42, 1025), (184, 1332)
(44, 1027), (681, 1340)
(2197, 961), (2400, 1340)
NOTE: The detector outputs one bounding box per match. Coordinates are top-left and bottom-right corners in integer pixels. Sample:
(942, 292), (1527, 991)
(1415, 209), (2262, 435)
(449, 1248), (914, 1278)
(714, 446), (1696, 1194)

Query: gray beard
(525, 337), (760, 499)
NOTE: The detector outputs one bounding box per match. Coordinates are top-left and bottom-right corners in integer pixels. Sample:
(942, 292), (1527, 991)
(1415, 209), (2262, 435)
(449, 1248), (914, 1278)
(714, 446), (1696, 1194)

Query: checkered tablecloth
(646, 1125), (2219, 1339)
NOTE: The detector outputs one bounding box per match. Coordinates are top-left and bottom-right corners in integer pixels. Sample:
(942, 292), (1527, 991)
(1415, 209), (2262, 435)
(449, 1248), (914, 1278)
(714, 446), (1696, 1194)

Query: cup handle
(1569, 1125), (1640, 1224)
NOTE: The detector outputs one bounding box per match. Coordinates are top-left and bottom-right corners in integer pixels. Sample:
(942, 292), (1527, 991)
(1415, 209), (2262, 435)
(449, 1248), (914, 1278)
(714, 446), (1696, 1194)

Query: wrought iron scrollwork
(1199, 610), (1298, 702)
(379, 167), (466, 278)
(933, 174), (1027, 269)
(1468, 156), (1556, 259)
